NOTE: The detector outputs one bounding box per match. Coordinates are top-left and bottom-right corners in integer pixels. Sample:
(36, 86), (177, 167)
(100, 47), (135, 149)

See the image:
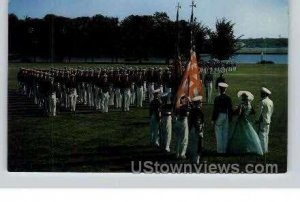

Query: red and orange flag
(175, 51), (203, 108)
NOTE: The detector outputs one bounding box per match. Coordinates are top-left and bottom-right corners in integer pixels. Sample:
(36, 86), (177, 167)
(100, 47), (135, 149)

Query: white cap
(192, 96), (203, 102)
(218, 82), (229, 88)
(261, 87), (271, 95)
(153, 89), (161, 94)
(237, 91), (254, 101)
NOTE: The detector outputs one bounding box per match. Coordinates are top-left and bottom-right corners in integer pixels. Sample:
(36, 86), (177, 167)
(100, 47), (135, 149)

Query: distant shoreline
(236, 47), (288, 55)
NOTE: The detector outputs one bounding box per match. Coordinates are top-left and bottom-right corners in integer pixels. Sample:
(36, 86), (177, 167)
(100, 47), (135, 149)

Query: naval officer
(256, 87), (274, 154)
(212, 82), (233, 153)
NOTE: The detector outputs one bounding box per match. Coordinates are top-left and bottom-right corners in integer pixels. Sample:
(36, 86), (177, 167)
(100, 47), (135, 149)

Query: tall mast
(190, 0), (197, 51)
(175, 2), (181, 58)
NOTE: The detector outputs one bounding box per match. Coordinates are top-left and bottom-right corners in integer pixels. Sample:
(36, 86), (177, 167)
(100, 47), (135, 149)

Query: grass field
(7, 63), (287, 173)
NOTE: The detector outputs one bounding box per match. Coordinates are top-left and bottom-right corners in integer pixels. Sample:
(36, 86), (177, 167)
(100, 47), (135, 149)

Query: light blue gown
(228, 103), (263, 155)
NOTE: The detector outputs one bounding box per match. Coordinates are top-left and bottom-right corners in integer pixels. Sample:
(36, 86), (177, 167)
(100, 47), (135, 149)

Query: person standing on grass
(175, 95), (191, 159)
(101, 74), (110, 113)
(189, 96), (205, 164)
(256, 87), (274, 154)
(228, 91), (263, 155)
(149, 89), (162, 147)
(204, 68), (214, 104)
(122, 73), (131, 112)
(136, 70), (144, 107)
(212, 82), (233, 154)
(160, 93), (173, 152)
(67, 74), (78, 112)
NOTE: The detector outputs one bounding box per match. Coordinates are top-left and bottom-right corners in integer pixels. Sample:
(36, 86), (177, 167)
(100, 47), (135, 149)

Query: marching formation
(17, 66), (174, 116)
(16, 60), (238, 117)
(149, 83), (274, 164)
(200, 60), (238, 74)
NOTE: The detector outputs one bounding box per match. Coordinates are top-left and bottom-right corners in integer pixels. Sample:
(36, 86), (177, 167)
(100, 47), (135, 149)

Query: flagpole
(172, 2), (182, 111)
(176, 2), (181, 55)
(190, 0), (196, 51)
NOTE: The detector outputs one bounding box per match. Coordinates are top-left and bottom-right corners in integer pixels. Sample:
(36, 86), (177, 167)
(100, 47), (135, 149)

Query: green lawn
(7, 63), (287, 173)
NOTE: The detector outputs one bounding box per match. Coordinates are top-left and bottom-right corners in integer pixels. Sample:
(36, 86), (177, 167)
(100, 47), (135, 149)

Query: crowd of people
(150, 83), (274, 164)
(16, 61), (272, 165)
(199, 60), (237, 74)
(17, 66), (175, 116)
(16, 60), (238, 117)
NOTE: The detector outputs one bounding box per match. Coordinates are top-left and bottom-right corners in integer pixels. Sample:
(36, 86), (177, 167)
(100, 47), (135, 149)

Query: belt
(163, 112), (172, 116)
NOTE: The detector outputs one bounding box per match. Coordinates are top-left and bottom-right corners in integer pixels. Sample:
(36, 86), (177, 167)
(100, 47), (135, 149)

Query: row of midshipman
(17, 62), (238, 117)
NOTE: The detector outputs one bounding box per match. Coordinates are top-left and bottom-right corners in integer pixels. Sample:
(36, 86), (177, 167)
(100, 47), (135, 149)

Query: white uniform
(123, 88), (131, 111)
(161, 112), (172, 152)
(136, 86), (144, 107)
(83, 82), (88, 105)
(176, 116), (189, 158)
(215, 113), (229, 153)
(257, 97), (274, 154)
(115, 88), (122, 108)
(207, 82), (213, 103)
(130, 83), (136, 105)
(94, 86), (102, 110)
(101, 91), (110, 113)
(148, 83), (155, 103)
(69, 88), (78, 112)
(49, 92), (57, 117)
(213, 87), (232, 154)
(108, 86), (114, 106)
(150, 114), (160, 146)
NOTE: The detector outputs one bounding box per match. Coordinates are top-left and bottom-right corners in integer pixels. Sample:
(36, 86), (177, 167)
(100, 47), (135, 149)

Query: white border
(1, 0), (300, 188)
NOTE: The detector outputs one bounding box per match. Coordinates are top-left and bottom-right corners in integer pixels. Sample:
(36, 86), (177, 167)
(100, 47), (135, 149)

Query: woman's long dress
(228, 103), (263, 155)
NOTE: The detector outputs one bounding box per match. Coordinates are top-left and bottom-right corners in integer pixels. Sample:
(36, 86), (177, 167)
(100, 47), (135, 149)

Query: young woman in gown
(228, 91), (263, 155)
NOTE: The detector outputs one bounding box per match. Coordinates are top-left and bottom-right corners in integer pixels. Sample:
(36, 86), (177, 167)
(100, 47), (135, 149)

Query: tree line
(9, 12), (238, 63)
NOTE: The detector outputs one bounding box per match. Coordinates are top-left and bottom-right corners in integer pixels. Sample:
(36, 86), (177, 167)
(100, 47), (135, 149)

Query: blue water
(200, 54), (288, 64)
(232, 54), (288, 64)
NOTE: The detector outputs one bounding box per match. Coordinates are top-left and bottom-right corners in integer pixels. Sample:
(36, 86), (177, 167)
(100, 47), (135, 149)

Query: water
(232, 54), (288, 64)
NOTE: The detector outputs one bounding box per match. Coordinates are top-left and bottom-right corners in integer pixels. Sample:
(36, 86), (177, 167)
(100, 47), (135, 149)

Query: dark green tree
(209, 18), (239, 60)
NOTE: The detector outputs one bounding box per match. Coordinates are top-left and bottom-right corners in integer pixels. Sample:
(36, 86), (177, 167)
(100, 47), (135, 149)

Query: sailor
(149, 81), (155, 103)
(212, 82), (233, 153)
(114, 73), (123, 109)
(48, 77), (57, 117)
(68, 74), (78, 112)
(101, 74), (110, 113)
(87, 70), (94, 108)
(204, 69), (214, 104)
(94, 72), (102, 111)
(149, 89), (162, 146)
(160, 93), (173, 152)
(82, 70), (89, 105)
(130, 81), (136, 106)
(176, 95), (191, 159)
(136, 71), (144, 107)
(189, 96), (204, 164)
(122, 73), (131, 112)
(256, 87), (274, 154)
(108, 84), (115, 107)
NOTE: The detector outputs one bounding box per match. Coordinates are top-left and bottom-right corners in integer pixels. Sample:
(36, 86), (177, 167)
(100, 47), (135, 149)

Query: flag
(175, 51), (203, 108)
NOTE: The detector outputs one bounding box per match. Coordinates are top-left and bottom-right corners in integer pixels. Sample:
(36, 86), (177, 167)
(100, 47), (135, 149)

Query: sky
(8, 0), (289, 39)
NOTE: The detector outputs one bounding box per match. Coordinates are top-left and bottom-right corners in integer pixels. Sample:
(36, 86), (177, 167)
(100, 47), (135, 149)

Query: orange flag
(176, 51), (203, 108)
